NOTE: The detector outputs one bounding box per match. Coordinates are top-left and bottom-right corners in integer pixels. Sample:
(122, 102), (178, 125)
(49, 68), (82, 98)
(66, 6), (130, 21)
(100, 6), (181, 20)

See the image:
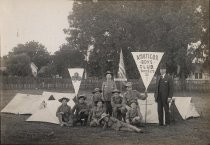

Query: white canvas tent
(173, 97), (200, 119)
(26, 100), (64, 124)
(26, 92), (75, 124)
(1, 93), (43, 114)
(138, 93), (159, 123)
(42, 91), (76, 101)
(138, 93), (200, 123)
(1, 92), (75, 115)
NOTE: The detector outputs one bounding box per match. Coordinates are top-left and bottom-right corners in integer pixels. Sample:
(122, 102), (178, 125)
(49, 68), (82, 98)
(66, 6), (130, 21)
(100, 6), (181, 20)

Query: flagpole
(145, 88), (147, 124)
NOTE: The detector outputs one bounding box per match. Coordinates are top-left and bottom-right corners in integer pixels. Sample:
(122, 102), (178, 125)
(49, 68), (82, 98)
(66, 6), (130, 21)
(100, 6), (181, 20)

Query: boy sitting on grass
(90, 100), (106, 127)
(126, 101), (142, 126)
(56, 97), (73, 127)
(72, 94), (89, 126)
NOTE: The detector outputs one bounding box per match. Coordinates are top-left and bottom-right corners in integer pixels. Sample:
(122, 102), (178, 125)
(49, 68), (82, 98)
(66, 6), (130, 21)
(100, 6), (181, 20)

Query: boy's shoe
(136, 129), (143, 133)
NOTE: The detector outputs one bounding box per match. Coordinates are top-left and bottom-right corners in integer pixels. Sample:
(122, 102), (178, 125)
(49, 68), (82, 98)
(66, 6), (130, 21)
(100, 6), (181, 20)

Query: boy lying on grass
(98, 113), (143, 133)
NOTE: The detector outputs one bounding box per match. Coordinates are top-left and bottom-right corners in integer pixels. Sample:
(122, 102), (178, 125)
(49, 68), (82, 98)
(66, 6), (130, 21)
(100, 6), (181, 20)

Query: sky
(0, 0), (73, 56)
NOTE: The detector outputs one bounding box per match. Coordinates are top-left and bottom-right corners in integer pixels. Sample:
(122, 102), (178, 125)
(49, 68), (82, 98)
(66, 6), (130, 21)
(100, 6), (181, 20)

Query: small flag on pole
(30, 62), (38, 77)
(114, 49), (127, 81)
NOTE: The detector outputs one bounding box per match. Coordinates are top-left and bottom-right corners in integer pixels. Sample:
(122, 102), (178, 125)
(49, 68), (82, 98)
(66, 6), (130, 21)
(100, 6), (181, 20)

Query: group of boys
(56, 82), (147, 133)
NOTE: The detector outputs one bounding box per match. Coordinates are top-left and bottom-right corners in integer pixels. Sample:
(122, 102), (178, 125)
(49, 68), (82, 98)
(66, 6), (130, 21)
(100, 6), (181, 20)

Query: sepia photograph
(0, 0), (209, 145)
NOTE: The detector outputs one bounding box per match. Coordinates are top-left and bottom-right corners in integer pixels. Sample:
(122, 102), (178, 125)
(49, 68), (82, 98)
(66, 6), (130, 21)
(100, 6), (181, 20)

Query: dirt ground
(1, 89), (210, 145)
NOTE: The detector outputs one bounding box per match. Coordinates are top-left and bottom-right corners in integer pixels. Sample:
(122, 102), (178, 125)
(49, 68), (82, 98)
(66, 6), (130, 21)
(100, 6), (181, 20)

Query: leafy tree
(53, 44), (85, 78)
(6, 53), (32, 76)
(5, 41), (51, 77)
(37, 63), (57, 78)
(65, 0), (209, 79)
(8, 41), (51, 69)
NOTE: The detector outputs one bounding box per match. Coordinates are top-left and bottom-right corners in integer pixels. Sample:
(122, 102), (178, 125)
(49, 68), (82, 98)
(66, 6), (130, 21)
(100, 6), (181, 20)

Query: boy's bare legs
(120, 123), (142, 133)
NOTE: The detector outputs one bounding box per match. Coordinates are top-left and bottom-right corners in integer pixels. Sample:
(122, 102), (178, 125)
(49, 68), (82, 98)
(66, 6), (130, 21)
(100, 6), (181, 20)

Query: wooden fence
(1, 77), (210, 92)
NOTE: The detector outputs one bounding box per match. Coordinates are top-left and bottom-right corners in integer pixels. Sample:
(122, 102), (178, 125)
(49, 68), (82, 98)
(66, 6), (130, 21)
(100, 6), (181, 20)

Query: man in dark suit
(154, 63), (173, 126)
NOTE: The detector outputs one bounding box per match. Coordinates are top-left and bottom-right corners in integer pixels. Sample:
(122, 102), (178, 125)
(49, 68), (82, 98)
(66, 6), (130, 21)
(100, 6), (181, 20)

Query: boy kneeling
(56, 97), (73, 127)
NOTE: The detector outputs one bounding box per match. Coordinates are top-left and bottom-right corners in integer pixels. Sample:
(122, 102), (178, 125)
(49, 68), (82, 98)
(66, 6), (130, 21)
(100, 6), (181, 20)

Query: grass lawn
(1, 89), (210, 145)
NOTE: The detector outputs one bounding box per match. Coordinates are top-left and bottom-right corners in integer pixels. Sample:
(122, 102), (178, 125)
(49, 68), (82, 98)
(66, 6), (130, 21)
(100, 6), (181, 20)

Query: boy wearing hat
(154, 63), (173, 126)
(56, 97), (73, 127)
(123, 82), (147, 110)
(101, 71), (117, 115)
(88, 88), (104, 123)
(72, 95), (89, 126)
(92, 88), (103, 107)
(126, 101), (142, 125)
(111, 89), (126, 120)
(90, 100), (106, 127)
(99, 113), (143, 133)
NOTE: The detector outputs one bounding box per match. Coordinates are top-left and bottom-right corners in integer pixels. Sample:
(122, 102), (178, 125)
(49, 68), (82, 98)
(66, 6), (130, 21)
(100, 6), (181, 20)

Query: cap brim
(98, 114), (109, 122)
(58, 98), (70, 102)
(95, 100), (104, 104)
(78, 96), (86, 100)
(112, 91), (120, 93)
(92, 90), (102, 94)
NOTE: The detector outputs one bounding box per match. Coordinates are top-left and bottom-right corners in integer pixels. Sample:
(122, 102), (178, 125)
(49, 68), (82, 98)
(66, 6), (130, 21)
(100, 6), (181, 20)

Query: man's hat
(98, 113), (109, 122)
(105, 71), (113, 75)
(112, 89), (121, 94)
(125, 82), (132, 87)
(95, 99), (104, 104)
(130, 100), (138, 105)
(58, 97), (70, 103)
(159, 63), (167, 69)
(92, 88), (102, 94)
(78, 94), (86, 100)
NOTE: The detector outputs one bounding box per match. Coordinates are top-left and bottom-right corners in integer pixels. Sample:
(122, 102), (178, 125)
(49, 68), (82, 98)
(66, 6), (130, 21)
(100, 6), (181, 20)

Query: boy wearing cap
(88, 88), (104, 123)
(123, 82), (147, 110)
(126, 101), (142, 125)
(92, 88), (103, 107)
(72, 95), (89, 126)
(56, 97), (73, 127)
(154, 63), (173, 126)
(99, 113), (143, 133)
(90, 100), (106, 127)
(102, 71), (117, 116)
(111, 89), (126, 120)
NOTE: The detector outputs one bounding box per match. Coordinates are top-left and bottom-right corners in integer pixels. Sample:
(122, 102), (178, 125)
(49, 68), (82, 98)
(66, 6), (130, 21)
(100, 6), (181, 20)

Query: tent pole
(145, 88), (147, 124)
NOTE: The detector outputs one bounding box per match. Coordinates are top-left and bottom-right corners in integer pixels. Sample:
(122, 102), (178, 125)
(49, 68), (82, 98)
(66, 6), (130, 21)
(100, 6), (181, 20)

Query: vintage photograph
(0, 0), (209, 145)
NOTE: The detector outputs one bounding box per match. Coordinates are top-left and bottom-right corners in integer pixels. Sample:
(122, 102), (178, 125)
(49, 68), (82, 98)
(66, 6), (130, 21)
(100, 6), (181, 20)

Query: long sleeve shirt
(126, 107), (142, 121)
(56, 104), (72, 117)
(123, 90), (146, 107)
(92, 106), (106, 120)
(111, 95), (123, 108)
(102, 80), (116, 101)
(72, 102), (89, 116)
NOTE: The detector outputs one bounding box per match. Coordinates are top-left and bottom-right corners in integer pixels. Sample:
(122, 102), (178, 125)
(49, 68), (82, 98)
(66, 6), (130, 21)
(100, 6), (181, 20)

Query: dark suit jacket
(154, 74), (173, 102)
